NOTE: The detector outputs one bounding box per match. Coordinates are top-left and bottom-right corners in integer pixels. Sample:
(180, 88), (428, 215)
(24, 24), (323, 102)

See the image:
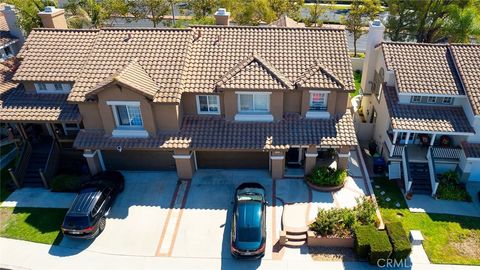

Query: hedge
(369, 230), (393, 265)
(385, 222), (412, 260)
(50, 174), (84, 192)
(354, 225), (375, 259)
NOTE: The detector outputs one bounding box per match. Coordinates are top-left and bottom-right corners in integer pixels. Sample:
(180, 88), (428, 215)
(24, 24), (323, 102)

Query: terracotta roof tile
(0, 85), (81, 122)
(461, 142), (480, 158)
(74, 112), (357, 150)
(381, 42), (463, 96)
(450, 44), (480, 115)
(0, 58), (18, 94)
(384, 84), (474, 133)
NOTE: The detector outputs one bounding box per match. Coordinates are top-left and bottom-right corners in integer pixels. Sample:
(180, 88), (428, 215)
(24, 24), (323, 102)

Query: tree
(130, 0), (171, 27)
(385, 0), (415, 41)
(220, 0), (276, 25)
(443, 4), (480, 42)
(306, 0), (325, 27)
(268, 0), (304, 18)
(64, 0), (130, 29)
(187, 0), (217, 19)
(343, 0), (380, 57)
(5, 0), (57, 34)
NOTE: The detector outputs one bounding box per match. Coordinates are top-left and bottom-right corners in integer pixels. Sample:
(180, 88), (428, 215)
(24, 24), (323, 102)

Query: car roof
(67, 187), (102, 216)
(236, 200), (262, 229)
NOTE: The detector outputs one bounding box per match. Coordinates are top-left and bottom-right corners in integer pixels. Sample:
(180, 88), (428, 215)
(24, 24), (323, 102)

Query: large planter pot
(306, 231), (354, 248)
(304, 176), (345, 192)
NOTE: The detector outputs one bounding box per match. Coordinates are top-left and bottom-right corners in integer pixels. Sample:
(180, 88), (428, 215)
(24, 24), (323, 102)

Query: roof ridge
(380, 41), (450, 47)
(31, 28), (100, 32)
(216, 52), (292, 89)
(191, 25), (344, 31)
(295, 60), (345, 89)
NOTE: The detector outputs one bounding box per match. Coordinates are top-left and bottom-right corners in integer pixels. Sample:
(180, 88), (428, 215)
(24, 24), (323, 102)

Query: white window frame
(236, 92), (271, 113)
(426, 96), (437, 104)
(196, 95), (221, 115)
(442, 97), (453, 104)
(411, 96), (422, 103)
(309, 90), (329, 111)
(106, 101), (148, 138)
(54, 83), (63, 91)
(35, 82), (72, 94)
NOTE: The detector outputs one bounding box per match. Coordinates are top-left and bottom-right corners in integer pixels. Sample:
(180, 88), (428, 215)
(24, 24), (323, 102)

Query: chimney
(214, 8), (230, 26)
(1, 5), (25, 45)
(38, 6), (67, 29)
(360, 19), (385, 93)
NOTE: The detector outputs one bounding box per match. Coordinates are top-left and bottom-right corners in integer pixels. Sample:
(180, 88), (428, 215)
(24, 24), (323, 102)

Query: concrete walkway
(2, 237), (479, 270)
(1, 188), (75, 208)
(407, 194), (480, 217)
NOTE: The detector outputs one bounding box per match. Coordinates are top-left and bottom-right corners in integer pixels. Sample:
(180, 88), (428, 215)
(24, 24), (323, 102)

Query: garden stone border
(306, 231), (354, 248)
(304, 176), (345, 192)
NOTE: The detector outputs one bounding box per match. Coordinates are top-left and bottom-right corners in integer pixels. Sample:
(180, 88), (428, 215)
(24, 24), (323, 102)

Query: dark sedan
(230, 183), (267, 259)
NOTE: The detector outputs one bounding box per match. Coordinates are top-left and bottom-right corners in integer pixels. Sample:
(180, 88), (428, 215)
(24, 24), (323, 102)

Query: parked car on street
(61, 171), (124, 239)
(230, 183), (267, 259)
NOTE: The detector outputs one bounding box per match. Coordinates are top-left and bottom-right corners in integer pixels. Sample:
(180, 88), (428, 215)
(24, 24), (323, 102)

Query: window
(114, 105), (143, 127)
(309, 91), (328, 111)
(442, 97), (453, 104)
(196, 95), (220, 114)
(427, 96), (437, 103)
(36, 83), (47, 91)
(411, 96), (422, 103)
(54, 83), (63, 91)
(238, 93), (269, 113)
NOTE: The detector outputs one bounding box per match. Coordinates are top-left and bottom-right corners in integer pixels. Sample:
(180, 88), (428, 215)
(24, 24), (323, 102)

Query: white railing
(426, 147), (439, 196)
(386, 136), (405, 158)
(431, 147), (462, 160)
(401, 147), (412, 193)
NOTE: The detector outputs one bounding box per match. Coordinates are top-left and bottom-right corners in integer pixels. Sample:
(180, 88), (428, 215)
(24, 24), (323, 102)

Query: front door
(286, 147), (303, 168)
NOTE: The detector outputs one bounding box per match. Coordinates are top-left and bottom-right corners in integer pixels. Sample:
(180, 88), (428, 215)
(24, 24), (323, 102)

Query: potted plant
(405, 192), (413, 200)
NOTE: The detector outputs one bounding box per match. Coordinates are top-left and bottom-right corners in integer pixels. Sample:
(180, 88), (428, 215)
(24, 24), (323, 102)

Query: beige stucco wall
(271, 91), (284, 121)
(223, 90), (237, 120)
(23, 82), (36, 93)
(284, 91), (302, 114)
(153, 104), (181, 131)
(334, 92), (349, 115)
(96, 84), (157, 136)
(78, 103), (103, 129)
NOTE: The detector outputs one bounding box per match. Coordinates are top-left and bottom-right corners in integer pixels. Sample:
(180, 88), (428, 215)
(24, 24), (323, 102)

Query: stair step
(286, 233), (307, 241)
(285, 240), (306, 248)
(284, 226), (308, 234)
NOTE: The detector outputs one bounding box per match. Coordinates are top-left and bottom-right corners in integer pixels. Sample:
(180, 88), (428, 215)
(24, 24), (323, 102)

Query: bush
(50, 174), (84, 192)
(354, 196), (377, 225)
(437, 171), (472, 202)
(309, 207), (357, 237)
(307, 166), (347, 187)
(369, 230), (393, 265)
(385, 222), (411, 260)
(354, 225), (375, 259)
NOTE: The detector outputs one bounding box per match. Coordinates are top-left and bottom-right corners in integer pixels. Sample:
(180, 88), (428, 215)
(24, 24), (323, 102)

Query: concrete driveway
(59, 171), (178, 256)
(170, 169), (275, 260)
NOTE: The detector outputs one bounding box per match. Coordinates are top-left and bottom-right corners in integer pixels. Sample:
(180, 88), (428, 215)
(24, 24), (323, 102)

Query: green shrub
(437, 171), (472, 202)
(309, 207), (357, 237)
(354, 196), (377, 225)
(385, 222), (412, 260)
(354, 225), (375, 259)
(307, 166), (347, 187)
(369, 230), (393, 265)
(50, 174), (84, 192)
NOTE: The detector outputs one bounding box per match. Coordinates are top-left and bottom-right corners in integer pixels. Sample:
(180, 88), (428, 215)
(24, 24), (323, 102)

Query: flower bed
(305, 166), (347, 192)
(436, 171), (472, 202)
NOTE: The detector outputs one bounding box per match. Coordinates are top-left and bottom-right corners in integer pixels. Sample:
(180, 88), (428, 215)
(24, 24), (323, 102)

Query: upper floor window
(442, 97), (453, 104)
(196, 95), (220, 114)
(106, 101), (148, 138)
(35, 82), (72, 93)
(36, 83), (47, 91)
(238, 92), (270, 113)
(427, 96), (437, 104)
(309, 91), (328, 111)
(54, 83), (63, 91)
(411, 96), (422, 103)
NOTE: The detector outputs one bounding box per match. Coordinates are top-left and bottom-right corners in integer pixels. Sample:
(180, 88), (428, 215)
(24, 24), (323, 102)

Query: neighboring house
(0, 4), (24, 61)
(358, 20), (480, 195)
(0, 7), (358, 186)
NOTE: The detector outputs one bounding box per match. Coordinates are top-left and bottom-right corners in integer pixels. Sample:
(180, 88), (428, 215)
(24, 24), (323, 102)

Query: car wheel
(99, 217), (106, 231)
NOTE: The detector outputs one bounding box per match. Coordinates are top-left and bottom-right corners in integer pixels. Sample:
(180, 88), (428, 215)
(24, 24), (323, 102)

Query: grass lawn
(0, 160), (15, 203)
(373, 177), (480, 265)
(0, 207), (67, 245)
(350, 70), (362, 97)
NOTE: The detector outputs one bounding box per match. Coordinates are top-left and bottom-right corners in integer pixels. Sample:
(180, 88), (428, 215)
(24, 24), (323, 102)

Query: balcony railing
(385, 135), (405, 158)
(431, 146), (462, 160)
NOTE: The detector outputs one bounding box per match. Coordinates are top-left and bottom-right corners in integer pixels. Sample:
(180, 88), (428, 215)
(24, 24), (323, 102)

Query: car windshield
(237, 192), (262, 202)
(63, 216), (89, 227)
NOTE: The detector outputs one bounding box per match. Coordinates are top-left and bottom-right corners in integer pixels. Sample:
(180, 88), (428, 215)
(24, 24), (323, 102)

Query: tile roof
(13, 26), (354, 104)
(270, 15), (305, 28)
(450, 44), (480, 116)
(74, 112), (357, 150)
(384, 84), (474, 134)
(295, 60), (346, 89)
(216, 53), (293, 90)
(184, 26), (354, 94)
(0, 58), (18, 94)
(14, 29), (99, 82)
(0, 13), (17, 48)
(461, 142), (480, 158)
(381, 42), (464, 96)
(0, 85), (81, 123)
(87, 59), (159, 99)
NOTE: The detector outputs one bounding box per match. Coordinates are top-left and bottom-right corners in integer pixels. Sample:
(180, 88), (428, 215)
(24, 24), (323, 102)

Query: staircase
(408, 162), (432, 195)
(23, 141), (51, 187)
(283, 227), (307, 247)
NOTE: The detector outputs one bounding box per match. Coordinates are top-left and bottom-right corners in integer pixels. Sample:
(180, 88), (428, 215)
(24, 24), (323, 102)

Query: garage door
(196, 151), (269, 169)
(469, 161), (480, 181)
(103, 150), (176, 171)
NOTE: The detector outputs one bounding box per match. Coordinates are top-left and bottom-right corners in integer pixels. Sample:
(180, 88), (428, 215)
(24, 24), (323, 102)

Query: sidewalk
(1, 237), (479, 270)
(1, 188), (75, 208)
(407, 194), (480, 217)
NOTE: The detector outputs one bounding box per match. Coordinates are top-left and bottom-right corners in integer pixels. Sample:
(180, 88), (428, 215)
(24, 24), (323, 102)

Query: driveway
(59, 171), (178, 256)
(170, 169), (275, 260)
